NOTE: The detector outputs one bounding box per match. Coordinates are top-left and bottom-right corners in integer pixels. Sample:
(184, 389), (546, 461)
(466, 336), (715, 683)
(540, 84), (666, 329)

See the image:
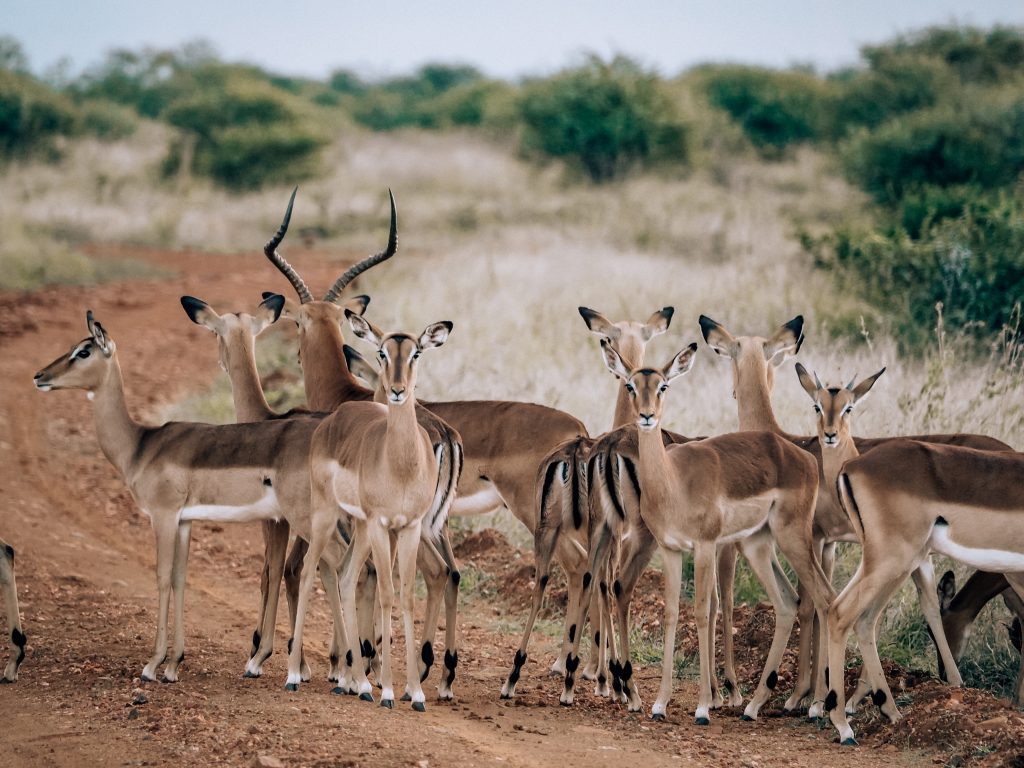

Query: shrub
(0, 69), (78, 158)
(840, 87), (1024, 204)
(700, 65), (834, 156)
(349, 63), (485, 131)
(809, 190), (1024, 345)
(864, 25), (1024, 85)
(518, 54), (689, 182)
(78, 99), (138, 140)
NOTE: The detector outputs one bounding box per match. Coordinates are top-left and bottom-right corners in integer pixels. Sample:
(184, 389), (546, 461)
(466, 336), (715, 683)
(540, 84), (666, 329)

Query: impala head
(600, 340), (698, 431)
(180, 294), (285, 372)
(698, 314), (804, 397)
(578, 306), (674, 369)
(346, 312), (452, 406)
(34, 311), (115, 394)
(795, 363), (885, 448)
(262, 187), (392, 359)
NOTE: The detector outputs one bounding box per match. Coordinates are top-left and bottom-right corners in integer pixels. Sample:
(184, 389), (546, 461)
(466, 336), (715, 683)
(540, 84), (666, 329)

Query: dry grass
(12, 121), (1021, 695)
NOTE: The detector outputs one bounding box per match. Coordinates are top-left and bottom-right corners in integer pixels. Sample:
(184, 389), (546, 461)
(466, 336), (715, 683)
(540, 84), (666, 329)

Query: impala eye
(625, 383), (636, 396)
(843, 406), (854, 416)
(658, 384), (669, 394)
(76, 349), (91, 360)
(378, 350), (386, 361)
(813, 404), (822, 414)
(412, 351), (421, 360)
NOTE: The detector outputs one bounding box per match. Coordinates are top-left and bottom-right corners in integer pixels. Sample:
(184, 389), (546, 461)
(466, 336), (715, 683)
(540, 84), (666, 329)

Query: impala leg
(582, 586), (603, 682)
(162, 522), (192, 683)
(355, 562), (379, 681)
(436, 529), (460, 701)
(826, 564), (863, 746)
(246, 519), (289, 678)
(366, 523), (396, 709)
(1004, 574), (1024, 707)
(284, 518), (332, 692)
(651, 547), (685, 721)
(738, 532), (799, 721)
(613, 526), (657, 712)
(410, 536), (446, 699)
(339, 524), (372, 699)
(557, 570), (586, 705)
(912, 560), (962, 687)
(1, 543), (25, 683)
(502, 519), (560, 699)
(398, 523), (426, 710)
(142, 516), (178, 683)
(785, 537), (829, 713)
(318, 558), (349, 692)
(717, 543), (742, 707)
(283, 537), (311, 681)
(592, 569), (611, 697)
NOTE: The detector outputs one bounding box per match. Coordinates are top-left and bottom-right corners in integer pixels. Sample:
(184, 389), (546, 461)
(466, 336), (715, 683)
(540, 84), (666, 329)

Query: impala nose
(638, 413), (656, 430)
(823, 431), (838, 446)
(389, 387), (406, 403)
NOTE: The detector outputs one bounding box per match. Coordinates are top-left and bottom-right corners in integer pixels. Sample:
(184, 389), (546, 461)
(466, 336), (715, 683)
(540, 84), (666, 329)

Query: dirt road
(0, 247), (1019, 767)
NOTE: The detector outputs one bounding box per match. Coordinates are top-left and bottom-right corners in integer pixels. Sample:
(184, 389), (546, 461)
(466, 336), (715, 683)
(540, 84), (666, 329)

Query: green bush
(349, 63), (486, 131)
(0, 68), (78, 158)
(518, 55), (689, 182)
(162, 72), (326, 190)
(700, 65), (834, 156)
(840, 87), (1024, 204)
(864, 25), (1024, 85)
(809, 190), (1024, 344)
(78, 99), (137, 140)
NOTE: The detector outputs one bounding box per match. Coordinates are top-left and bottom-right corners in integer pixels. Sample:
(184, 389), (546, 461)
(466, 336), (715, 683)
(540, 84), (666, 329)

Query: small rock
(251, 757), (285, 768)
(127, 707), (139, 720)
(132, 692), (148, 705)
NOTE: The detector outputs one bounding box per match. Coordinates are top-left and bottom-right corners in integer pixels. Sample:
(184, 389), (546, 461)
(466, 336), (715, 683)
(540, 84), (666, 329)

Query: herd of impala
(3, 188), (1022, 746)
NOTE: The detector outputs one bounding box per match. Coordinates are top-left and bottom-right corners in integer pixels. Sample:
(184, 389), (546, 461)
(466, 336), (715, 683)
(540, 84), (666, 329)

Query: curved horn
(323, 189), (397, 304)
(813, 371), (824, 391)
(263, 187), (313, 304)
(845, 373), (858, 391)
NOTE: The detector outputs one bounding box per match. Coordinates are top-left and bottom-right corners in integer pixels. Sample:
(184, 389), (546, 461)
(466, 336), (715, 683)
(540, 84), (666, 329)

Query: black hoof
(559, 700), (572, 708)
(401, 692), (412, 702)
(160, 676), (176, 684)
(331, 686), (346, 696)
(359, 692), (374, 702)
(740, 714), (754, 722)
(412, 701), (426, 712)
(695, 716), (710, 726)
(380, 699), (394, 709)
(242, 671), (260, 679)
(0, 678), (13, 685)
(651, 713), (666, 722)
(284, 683), (299, 692)
(841, 737), (858, 747)
(500, 693), (512, 700)
(140, 674), (156, 684)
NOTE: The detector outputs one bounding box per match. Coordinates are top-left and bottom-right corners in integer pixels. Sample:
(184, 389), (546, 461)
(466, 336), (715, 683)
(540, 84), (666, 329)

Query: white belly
(929, 525), (1024, 572)
(180, 487), (280, 523)
(450, 484), (505, 518)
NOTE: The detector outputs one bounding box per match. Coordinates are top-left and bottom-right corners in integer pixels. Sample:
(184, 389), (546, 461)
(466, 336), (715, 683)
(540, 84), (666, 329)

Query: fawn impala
(0, 539), (25, 682)
(289, 312), (454, 711)
(600, 340), (835, 724)
(699, 314), (1012, 716)
(791, 367), (1024, 744)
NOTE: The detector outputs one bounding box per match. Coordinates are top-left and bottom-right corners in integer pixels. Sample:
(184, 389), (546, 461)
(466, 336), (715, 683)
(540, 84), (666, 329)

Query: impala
(289, 312), (454, 711)
(699, 314), (1012, 716)
(260, 190), (587, 692)
(0, 538), (25, 682)
(600, 340), (835, 724)
(793, 376), (1024, 744)
(34, 312), (328, 684)
(499, 306), (674, 702)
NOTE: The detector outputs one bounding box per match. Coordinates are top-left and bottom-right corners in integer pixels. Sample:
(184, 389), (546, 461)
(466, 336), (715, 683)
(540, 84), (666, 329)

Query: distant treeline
(1, 26), (1021, 343)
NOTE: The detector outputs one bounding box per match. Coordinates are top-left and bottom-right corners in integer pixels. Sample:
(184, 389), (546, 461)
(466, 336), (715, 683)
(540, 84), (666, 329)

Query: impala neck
(301, 319), (372, 411)
(821, 433), (859, 508)
(384, 395), (427, 477)
(226, 335), (274, 422)
(91, 353), (143, 478)
(735, 355), (785, 435)
(635, 423), (673, 506)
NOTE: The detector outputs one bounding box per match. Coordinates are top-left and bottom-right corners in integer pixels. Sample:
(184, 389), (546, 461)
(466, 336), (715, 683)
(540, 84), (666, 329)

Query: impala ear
(642, 307), (674, 341)
(253, 293), (285, 334)
(343, 344), (379, 388)
(86, 310), (113, 356)
(418, 321), (453, 350)
(346, 310), (384, 347)
(180, 295), (218, 328)
(600, 338), (631, 381)
(937, 570), (957, 612)
(795, 362), (819, 401)
(698, 315), (737, 357)
(850, 367), (886, 404)
(765, 315), (804, 366)
(578, 307), (619, 339)
(341, 294), (370, 317)
(663, 343), (698, 382)
(263, 291), (301, 321)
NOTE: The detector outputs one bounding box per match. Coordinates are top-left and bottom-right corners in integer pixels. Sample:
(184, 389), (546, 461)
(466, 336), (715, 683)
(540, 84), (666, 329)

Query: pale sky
(4, 0), (1023, 80)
